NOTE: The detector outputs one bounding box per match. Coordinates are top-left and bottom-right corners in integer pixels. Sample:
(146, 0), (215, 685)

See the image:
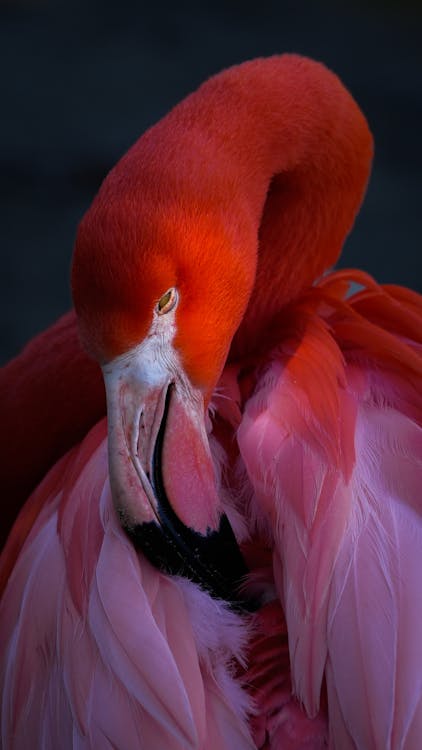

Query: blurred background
(1, 0), (421, 365)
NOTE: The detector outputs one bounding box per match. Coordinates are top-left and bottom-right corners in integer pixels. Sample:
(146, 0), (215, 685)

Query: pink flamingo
(1, 55), (421, 749)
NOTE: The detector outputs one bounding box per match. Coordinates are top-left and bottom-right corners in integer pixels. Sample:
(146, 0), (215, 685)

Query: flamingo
(1, 54), (421, 749)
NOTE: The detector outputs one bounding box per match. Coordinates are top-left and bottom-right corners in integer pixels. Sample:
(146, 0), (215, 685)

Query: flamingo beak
(102, 348), (252, 609)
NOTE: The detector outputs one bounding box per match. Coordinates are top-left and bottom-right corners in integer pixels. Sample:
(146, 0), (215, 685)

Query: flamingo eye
(157, 287), (178, 315)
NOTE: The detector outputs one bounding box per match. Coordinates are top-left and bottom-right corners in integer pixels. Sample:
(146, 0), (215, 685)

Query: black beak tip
(123, 382), (258, 611)
(126, 514), (258, 613)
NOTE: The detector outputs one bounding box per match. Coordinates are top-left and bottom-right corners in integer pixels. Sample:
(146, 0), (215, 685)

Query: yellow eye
(157, 287), (178, 315)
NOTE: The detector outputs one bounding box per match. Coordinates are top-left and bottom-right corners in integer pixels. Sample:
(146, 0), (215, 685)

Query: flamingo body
(1, 55), (422, 749)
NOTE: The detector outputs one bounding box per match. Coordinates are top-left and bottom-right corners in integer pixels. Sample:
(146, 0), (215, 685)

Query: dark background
(1, 0), (421, 366)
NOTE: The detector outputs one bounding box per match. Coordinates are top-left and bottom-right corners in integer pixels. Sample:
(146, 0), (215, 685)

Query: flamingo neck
(73, 55), (373, 382)
(139, 55), (373, 361)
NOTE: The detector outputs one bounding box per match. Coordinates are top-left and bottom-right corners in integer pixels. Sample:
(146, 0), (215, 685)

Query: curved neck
(73, 55), (372, 384)
(181, 55), (373, 358)
(170, 56), (372, 359)
(125, 55), (372, 355)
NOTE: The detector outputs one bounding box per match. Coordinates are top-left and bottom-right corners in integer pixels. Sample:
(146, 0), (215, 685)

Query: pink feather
(0, 422), (254, 750)
(238, 276), (422, 748)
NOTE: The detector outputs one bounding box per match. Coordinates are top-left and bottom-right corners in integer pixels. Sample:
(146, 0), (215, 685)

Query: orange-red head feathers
(72, 54), (373, 390)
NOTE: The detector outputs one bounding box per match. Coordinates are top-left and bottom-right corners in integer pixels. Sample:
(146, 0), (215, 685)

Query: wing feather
(0, 423), (254, 750)
(238, 275), (422, 748)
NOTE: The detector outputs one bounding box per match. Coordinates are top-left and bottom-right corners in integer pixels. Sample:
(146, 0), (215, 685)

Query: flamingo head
(72, 54), (372, 605)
